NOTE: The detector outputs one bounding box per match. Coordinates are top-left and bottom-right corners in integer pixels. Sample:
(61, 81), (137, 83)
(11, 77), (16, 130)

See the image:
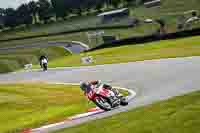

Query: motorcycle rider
(80, 80), (128, 109)
(80, 80), (120, 97)
(39, 55), (48, 71)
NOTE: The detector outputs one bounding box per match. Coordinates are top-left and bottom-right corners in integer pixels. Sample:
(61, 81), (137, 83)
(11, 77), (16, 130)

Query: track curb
(21, 82), (136, 133)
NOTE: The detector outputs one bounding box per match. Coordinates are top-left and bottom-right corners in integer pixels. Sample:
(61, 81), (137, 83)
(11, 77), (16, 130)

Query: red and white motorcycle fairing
(85, 84), (127, 111)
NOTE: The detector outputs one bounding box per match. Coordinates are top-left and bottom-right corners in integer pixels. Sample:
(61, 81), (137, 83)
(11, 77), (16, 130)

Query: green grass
(0, 46), (71, 73)
(0, 0), (200, 49)
(132, 0), (200, 19)
(55, 90), (200, 133)
(0, 15), (130, 41)
(33, 35), (200, 68)
(0, 83), (95, 133)
(0, 32), (91, 48)
(103, 0), (200, 38)
(0, 16), (100, 40)
(2, 35), (200, 73)
(131, 0), (200, 32)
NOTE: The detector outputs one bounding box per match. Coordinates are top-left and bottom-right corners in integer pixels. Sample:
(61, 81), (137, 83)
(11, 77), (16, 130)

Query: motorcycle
(85, 84), (128, 111)
(42, 62), (48, 71)
(41, 58), (48, 71)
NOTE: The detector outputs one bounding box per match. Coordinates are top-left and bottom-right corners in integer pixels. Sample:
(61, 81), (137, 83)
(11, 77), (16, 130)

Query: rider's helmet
(80, 82), (89, 92)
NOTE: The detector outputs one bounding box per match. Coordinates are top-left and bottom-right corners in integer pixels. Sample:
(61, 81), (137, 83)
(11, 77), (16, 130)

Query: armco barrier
(89, 28), (200, 51)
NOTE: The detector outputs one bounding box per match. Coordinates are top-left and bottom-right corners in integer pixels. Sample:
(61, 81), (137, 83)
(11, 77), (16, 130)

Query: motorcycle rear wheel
(120, 97), (128, 106)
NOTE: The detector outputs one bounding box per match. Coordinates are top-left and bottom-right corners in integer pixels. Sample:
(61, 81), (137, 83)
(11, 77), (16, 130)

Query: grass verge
(0, 83), (94, 133)
(1, 0), (200, 48)
(0, 46), (71, 73)
(33, 35), (200, 68)
(55, 90), (200, 133)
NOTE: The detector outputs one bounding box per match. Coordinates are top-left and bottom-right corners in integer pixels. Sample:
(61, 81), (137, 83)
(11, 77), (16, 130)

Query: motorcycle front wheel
(93, 97), (112, 111)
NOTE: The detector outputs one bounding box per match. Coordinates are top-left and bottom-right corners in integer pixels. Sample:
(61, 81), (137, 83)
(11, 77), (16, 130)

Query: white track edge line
(30, 82), (136, 132)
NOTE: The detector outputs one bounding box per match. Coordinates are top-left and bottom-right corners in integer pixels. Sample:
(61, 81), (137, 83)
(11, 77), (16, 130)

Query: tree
(51, 0), (109, 18)
(0, 8), (5, 16)
(28, 1), (39, 24)
(91, 0), (108, 11)
(96, 3), (103, 12)
(4, 8), (18, 28)
(0, 8), (5, 29)
(51, 0), (66, 19)
(16, 4), (32, 25)
(38, 0), (52, 23)
(64, 0), (83, 16)
(111, 0), (121, 8)
(123, 0), (136, 6)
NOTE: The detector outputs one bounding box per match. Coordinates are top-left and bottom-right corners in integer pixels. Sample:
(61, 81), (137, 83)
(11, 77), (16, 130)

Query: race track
(0, 56), (200, 132)
(0, 41), (89, 54)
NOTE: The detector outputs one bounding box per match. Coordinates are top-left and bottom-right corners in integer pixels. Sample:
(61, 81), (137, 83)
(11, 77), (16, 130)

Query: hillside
(0, 0), (199, 42)
(0, 46), (71, 73)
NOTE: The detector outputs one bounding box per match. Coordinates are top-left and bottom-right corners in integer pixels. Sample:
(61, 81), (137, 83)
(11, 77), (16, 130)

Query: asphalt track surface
(0, 41), (88, 54)
(0, 56), (200, 132)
